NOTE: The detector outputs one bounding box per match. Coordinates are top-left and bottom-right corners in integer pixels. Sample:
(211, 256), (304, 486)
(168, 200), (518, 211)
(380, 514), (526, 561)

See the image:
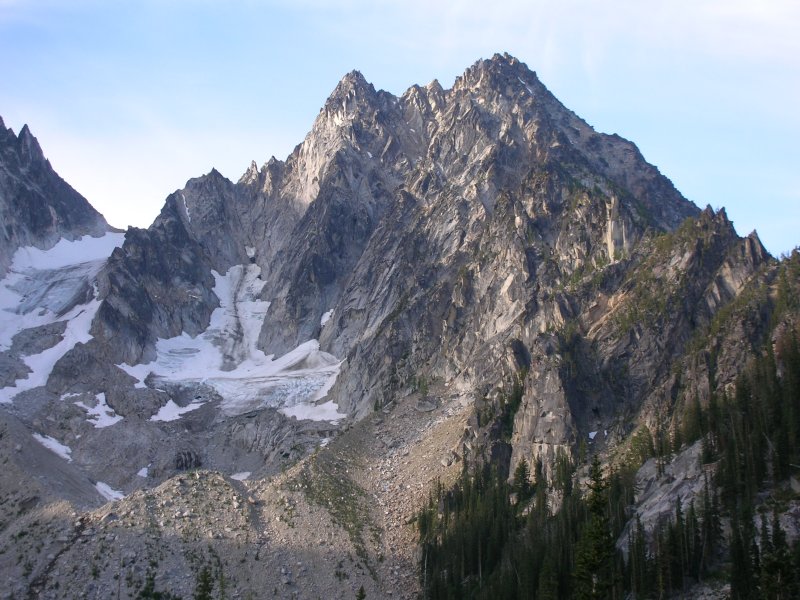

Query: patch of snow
(95, 481), (124, 501)
(320, 309), (334, 327)
(150, 399), (204, 422)
(319, 437), (331, 447)
(0, 299), (101, 403)
(121, 370), (148, 390)
(118, 264), (344, 421)
(245, 246), (255, 259)
(517, 77), (535, 95)
(181, 193), (191, 223)
(231, 471), (251, 481)
(588, 431), (597, 440)
(32, 433), (73, 462)
(0, 233), (124, 403)
(74, 393), (123, 428)
(410, 128), (416, 133)
(280, 399), (344, 423)
(137, 466), (149, 478)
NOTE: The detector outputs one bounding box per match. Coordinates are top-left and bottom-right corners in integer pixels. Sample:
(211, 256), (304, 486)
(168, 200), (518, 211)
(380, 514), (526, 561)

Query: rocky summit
(1, 53), (799, 599)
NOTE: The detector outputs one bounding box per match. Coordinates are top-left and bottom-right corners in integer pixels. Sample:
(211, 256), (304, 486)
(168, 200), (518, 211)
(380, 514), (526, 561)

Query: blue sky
(1, 0), (798, 255)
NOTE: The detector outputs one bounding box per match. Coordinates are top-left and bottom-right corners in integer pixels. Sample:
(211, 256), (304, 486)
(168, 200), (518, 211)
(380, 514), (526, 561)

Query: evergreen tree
(760, 509), (795, 599)
(574, 455), (615, 600)
(537, 553), (560, 600)
(193, 565), (213, 600)
(512, 457), (531, 502)
(532, 456), (548, 520)
(730, 511), (757, 599)
(627, 515), (650, 598)
(682, 395), (704, 445)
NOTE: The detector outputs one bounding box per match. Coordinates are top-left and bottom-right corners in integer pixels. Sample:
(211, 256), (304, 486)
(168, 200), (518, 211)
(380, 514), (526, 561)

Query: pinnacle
(333, 69), (375, 97)
(237, 160), (260, 185)
(321, 68), (382, 121)
(16, 122), (45, 163)
(454, 52), (540, 95)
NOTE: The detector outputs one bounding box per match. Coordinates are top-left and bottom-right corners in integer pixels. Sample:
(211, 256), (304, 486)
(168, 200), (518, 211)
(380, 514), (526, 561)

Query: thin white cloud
(298, 0), (800, 73)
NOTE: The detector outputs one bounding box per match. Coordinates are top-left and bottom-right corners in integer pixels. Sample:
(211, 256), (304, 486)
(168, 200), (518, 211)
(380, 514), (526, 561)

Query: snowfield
(119, 264), (345, 423)
(0, 233), (125, 403)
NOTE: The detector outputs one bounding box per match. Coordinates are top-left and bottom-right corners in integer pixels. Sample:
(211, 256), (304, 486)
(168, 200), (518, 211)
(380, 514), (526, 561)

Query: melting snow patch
(517, 77), (535, 95)
(320, 309), (334, 327)
(150, 400), (204, 422)
(245, 246), (255, 259)
(231, 471), (251, 481)
(95, 481), (124, 501)
(137, 466), (149, 478)
(32, 433), (73, 462)
(319, 437), (331, 447)
(74, 393), (123, 428)
(588, 431), (598, 440)
(181, 193), (191, 223)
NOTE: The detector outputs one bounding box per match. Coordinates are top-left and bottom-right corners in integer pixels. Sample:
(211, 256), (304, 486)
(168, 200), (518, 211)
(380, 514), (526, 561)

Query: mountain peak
(318, 69), (382, 128)
(238, 160), (260, 185)
(16, 123), (46, 166)
(331, 69), (375, 99)
(342, 69), (368, 84)
(454, 52), (540, 94)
